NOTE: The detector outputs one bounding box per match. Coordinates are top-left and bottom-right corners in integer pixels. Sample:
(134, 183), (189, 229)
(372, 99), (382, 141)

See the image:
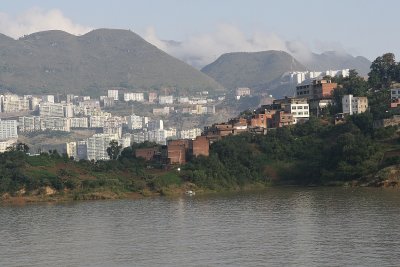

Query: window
(304, 106), (308, 109)
(298, 106), (303, 109)
(292, 106), (297, 110)
(305, 111), (309, 115)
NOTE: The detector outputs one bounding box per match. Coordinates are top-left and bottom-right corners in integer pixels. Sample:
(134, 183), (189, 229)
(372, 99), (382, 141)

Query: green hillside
(201, 50), (307, 90)
(0, 29), (224, 96)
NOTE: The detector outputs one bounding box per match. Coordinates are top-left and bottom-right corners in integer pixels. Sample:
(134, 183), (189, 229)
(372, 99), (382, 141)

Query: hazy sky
(0, 0), (398, 67)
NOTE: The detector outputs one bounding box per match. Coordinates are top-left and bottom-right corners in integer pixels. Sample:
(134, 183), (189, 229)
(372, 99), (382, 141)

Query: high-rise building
(86, 133), (119, 161)
(0, 119), (18, 140)
(107, 89), (119, 100)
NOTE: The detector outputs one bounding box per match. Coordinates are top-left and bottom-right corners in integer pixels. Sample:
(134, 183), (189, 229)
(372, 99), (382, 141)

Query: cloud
(144, 24), (315, 69)
(0, 8), (92, 39)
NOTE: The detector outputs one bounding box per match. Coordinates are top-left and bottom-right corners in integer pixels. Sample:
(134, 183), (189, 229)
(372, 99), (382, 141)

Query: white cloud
(0, 8), (92, 39)
(144, 24), (316, 68)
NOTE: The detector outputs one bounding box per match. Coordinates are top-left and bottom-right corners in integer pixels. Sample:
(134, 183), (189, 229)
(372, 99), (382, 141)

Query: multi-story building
(342, 95), (369, 115)
(102, 97), (114, 107)
(86, 133), (119, 161)
(390, 88), (400, 108)
(153, 107), (170, 116)
(279, 98), (309, 124)
(103, 117), (123, 138)
(148, 92), (158, 103)
(1, 94), (30, 113)
(123, 92), (144, 102)
(40, 117), (71, 132)
(0, 119), (18, 140)
(190, 136), (209, 157)
(235, 87), (251, 99)
(70, 117), (89, 128)
(273, 111), (294, 128)
(89, 114), (111, 128)
(42, 95), (55, 103)
(66, 142), (77, 159)
(119, 133), (132, 149)
(178, 97), (189, 104)
(0, 138), (17, 153)
(66, 94), (75, 103)
(107, 89), (119, 100)
(18, 116), (41, 132)
(40, 102), (74, 117)
(132, 131), (148, 144)
(296, 79), (337, 100)
(178, 128), (202, 140)
(127, 114), (148, 130)
(159, 95), (174, 105)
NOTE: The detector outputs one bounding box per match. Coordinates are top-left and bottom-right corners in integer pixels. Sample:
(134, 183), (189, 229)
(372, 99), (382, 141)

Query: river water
(1, 187), (400, 266)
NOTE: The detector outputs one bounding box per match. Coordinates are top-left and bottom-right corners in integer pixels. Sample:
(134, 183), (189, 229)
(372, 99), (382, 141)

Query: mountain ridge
(0, 29), (224, 96)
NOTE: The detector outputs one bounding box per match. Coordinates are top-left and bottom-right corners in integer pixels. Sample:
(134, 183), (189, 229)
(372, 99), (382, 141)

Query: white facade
(1, 94), (30, 113)
(66, 142), (77, 159)
(86, 133), (119, 161)
(236, 87), (251, 98)
(70, 117), (89, 128)
(342, 95), (369, 115)
(0, 138), (17, 153)
(18, 116), (41, 132)
(132, 131), (148, 144)
(289, 103), (310, 124)
(178, 128), (202, 140)
(288, 69), (349, 85)
(42, 95), (55, 103)
(108, 89), (119, 100)
(127, 114), (148, 130)
(123, 92), (144, 102)
(89, 114), (111, 128)
(178, 97), (189, 104)
(103, 117), (123, 138)
(40, 103), (73, 118)
(0, 119), (18, 140)
(159, 95), (174, 105)
(119, 134), (132, 149)
(40, 117), (71, 132)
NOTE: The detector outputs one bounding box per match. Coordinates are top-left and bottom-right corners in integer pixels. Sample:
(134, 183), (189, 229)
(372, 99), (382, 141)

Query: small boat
(185, 190), (195, 196)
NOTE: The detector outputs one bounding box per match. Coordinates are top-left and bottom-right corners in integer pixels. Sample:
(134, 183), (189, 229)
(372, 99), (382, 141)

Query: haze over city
(1, 0), (399, 68)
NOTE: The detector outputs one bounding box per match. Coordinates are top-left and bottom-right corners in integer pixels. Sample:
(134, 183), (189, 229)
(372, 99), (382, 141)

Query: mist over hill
(201, 51), (307, 90)
(0, 29), (224, 96)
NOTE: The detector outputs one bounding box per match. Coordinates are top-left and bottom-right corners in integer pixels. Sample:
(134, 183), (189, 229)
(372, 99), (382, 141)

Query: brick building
(296, 79), (337, 100)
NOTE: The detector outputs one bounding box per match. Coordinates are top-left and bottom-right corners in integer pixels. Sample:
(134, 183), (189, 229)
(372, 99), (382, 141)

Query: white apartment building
(148, 129), (168, 145)
(127, 114), (148, 130)
(178, 128), (202, 140)
(153, 107), (170, 116)
(86, 133), (119, 161)
(103, 117), (123, 138)
(342, 95), (369, 115)
(287, 102), (310, 124)
(40, 102), (74, 118)
(288, 69), (350, 85)
(0, 138), (17, 153)
(40, 117), (71, 132)
(178, 97), (189, 104)
(66, 142), (77, 159)
(235, 87), (251, 99)
(123, 92), (144, 102)
(42, 95), (55, 103)
(70, 117), (89, 128)
(1, 94), (30, 113)
(108, 89), (119, 100)
(159, 95), (174, 105)
(18, 116), (41, 132)
(0, 119), (18, 140)
(89, 114), (111, 128)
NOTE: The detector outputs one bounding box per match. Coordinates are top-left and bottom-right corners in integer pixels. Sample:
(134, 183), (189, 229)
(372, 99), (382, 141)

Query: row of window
(292, 111), (309, 115)
(292, 106), (308, 110)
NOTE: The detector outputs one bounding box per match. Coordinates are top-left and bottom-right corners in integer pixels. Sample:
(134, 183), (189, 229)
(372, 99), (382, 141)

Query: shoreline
(1, 182), (399, 206)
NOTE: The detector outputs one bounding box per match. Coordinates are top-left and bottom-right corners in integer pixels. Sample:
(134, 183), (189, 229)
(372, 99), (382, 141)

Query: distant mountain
(0, 29), (224, 96)
(303, 51), (371, 77)
(201, 51), (307, 90)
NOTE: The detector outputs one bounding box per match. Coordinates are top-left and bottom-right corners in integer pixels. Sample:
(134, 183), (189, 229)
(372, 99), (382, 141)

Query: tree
(107, 140), (122, 160)
(16, 143), (29, 153)
(368, 53), (397, 89)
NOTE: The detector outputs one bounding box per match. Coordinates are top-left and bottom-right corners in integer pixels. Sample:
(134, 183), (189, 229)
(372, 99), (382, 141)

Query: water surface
(1, 187), (400, 266)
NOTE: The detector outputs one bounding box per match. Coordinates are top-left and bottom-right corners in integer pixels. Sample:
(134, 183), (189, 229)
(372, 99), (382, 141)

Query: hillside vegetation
(0, 29), (224, 96)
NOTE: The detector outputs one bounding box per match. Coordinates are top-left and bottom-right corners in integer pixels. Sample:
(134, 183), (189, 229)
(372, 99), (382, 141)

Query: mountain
(303, 51), (371, 77)
(0, 29), (224, 96)
(201, 51), (307, 90)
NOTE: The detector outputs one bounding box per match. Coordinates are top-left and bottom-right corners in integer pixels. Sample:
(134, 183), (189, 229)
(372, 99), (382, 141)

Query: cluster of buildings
(287, 69), (350, 85)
